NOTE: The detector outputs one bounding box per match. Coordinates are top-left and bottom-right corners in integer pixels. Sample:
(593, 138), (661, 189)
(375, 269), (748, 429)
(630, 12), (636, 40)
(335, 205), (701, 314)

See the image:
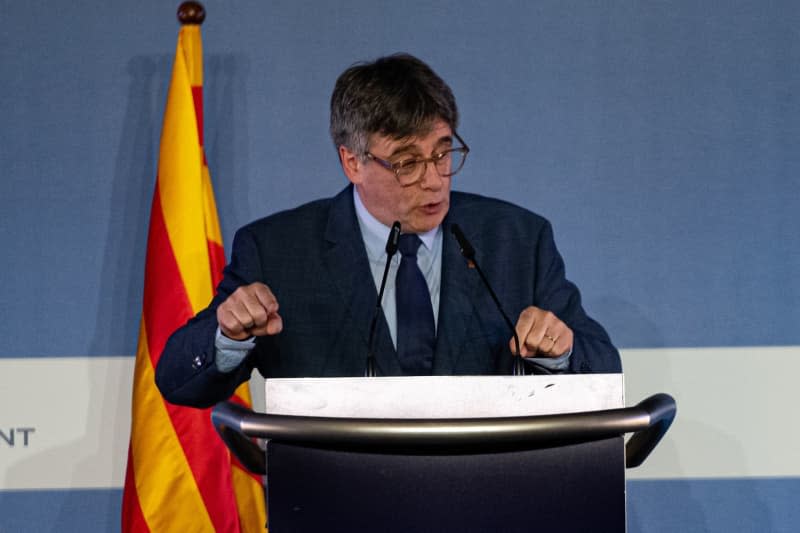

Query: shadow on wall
(586, 296), (705, 529)
(88, 55), (171, 358)
(82, 54), (169, 529)
(614, 306), (777, 532)
(204, 53), (252, 246)
(87, 52), (252, 355)
(2, 357), (132, 531)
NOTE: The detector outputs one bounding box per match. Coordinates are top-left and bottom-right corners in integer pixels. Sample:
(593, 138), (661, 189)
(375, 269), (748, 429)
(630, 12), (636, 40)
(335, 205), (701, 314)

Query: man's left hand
(510, 306), (573, 358)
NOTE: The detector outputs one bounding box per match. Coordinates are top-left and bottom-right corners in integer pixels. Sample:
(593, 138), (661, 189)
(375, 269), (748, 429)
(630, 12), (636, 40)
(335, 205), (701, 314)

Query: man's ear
(339, 145), (363, 185)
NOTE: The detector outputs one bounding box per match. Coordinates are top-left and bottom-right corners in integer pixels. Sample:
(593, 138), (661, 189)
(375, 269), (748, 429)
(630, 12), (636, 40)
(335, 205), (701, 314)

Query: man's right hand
(216, 282), (283, 341)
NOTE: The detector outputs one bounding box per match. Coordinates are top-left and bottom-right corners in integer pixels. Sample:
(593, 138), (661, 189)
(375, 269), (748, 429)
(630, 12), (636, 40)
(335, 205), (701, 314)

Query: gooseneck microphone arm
(450, 224), (551, 376)
(365, 221), (402, 377)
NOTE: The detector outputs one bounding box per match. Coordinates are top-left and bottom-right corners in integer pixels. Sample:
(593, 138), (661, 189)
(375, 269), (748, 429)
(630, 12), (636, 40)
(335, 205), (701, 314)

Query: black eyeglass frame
(364, 131), (470, 187)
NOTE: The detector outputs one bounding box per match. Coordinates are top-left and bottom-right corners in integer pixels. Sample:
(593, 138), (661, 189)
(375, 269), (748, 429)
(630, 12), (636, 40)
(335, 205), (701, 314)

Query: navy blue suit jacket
(156, 186), (621, 407)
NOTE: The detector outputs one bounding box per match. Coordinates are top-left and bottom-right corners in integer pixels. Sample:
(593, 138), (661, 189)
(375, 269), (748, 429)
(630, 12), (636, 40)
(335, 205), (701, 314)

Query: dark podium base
(266, 436), (625, 532)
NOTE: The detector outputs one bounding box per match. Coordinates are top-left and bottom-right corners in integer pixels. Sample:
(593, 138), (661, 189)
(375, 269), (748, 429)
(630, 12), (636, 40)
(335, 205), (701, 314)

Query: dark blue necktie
(395, 234), (435, 374)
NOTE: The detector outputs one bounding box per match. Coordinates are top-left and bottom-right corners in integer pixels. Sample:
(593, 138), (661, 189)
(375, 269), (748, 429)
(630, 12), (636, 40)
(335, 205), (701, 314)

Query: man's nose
(418, 161), (444, 191)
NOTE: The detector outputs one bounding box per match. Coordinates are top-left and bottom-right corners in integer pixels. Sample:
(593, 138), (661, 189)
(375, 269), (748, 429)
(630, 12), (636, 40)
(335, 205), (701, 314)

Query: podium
(212, 375), (675, 532)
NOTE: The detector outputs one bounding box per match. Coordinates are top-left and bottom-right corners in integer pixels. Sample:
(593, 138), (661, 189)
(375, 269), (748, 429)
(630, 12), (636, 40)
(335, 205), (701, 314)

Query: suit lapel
(433, 212), (483, 374)
(323, 186), (402, 376)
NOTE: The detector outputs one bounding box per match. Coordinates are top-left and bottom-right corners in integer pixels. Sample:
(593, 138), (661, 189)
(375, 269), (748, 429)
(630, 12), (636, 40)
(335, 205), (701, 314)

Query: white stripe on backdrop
(1, 346), (798, 490)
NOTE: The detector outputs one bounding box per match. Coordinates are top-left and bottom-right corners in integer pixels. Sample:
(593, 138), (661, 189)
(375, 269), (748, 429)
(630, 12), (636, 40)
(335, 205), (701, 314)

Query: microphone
(365, 221), (402, 377)
(450, 224), (552, 376)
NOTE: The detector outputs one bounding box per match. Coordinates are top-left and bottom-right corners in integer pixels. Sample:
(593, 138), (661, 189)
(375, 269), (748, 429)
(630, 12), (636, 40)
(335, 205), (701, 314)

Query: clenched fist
(511, 306), (573, 358)
(216, 282), (283, 340)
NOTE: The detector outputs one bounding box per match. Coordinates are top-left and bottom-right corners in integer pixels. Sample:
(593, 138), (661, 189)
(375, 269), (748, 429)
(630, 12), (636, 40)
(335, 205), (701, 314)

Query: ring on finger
(543, 334), (557, 351)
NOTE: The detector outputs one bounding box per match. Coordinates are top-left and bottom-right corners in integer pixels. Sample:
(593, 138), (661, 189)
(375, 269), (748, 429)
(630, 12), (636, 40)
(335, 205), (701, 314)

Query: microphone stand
(365, 221), (401, 377)
(451, 224), (553, 376)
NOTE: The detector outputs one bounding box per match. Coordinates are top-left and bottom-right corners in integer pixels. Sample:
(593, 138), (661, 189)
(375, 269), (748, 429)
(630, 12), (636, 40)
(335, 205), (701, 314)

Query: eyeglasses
(364, 131), (470, 187)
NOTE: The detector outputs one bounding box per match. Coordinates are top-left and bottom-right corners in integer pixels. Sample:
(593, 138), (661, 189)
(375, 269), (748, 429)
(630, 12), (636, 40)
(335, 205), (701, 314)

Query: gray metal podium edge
(211, 393), (676, 475)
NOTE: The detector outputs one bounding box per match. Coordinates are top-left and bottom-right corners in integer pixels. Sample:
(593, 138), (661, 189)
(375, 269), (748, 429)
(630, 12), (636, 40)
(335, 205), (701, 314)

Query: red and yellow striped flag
(121, 20), (266, 533)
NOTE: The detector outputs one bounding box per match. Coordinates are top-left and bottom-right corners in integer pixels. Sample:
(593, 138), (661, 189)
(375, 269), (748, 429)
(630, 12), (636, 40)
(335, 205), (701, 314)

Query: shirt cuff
(523, 347), (572, 371)
(214, 326), (255, 373)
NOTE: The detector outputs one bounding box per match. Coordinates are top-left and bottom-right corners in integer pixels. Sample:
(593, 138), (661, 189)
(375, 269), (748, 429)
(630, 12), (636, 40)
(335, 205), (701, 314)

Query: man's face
(342, 119), (453, 234)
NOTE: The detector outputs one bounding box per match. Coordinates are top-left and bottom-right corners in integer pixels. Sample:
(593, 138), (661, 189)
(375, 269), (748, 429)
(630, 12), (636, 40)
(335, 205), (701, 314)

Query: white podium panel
(265, 374), (624, 419)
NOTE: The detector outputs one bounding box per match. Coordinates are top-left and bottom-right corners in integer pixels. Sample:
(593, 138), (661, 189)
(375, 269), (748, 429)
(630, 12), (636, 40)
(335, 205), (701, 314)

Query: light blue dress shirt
(352, 188), (442, 349)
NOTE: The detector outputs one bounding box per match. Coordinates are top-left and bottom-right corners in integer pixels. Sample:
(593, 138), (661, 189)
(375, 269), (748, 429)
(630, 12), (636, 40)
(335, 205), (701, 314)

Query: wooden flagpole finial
(177, 1), (205, 25)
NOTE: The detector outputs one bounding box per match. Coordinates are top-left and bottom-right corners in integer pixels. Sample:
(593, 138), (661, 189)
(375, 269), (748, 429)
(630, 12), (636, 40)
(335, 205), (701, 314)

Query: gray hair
(330, 53), (459, 158)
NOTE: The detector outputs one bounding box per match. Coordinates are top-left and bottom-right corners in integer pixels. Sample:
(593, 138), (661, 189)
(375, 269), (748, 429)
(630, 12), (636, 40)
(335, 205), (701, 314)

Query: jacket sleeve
(155, 226), (264, 408)
(532, 221), (622, 374)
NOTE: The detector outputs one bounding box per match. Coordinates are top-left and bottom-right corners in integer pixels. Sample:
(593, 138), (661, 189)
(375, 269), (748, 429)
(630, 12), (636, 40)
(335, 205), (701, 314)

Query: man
(156, 53), (621, 408)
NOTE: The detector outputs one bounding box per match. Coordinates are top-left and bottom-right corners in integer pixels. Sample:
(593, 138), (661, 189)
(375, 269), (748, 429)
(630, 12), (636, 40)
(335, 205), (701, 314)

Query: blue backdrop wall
(1, 1), (798, 531)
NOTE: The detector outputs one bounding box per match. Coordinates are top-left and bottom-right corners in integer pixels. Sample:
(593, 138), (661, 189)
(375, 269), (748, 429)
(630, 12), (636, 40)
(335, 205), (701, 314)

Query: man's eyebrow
(435, 135), (454, 147)
(387, 135), (453, 158)
(387, 144), (417, 158)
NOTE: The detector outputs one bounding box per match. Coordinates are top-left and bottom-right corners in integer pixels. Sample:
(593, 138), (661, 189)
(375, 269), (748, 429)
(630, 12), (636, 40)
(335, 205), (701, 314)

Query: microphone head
(450, 224), (476, 260)
(386, 221), (401, 255)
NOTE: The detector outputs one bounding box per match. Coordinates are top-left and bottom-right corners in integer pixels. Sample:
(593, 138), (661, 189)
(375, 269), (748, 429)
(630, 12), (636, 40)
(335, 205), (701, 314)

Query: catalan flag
(121, 14), (266, 533)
